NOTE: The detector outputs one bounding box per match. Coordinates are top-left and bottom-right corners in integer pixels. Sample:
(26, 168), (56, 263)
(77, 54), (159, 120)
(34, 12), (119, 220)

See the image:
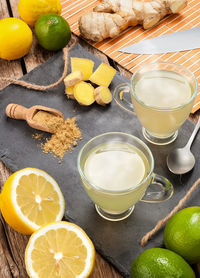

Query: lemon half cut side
(0, 168), (65, 234)
(25, 221), (95, 278)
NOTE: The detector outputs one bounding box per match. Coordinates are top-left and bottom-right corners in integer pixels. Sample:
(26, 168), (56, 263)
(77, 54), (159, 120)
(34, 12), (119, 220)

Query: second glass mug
(114, 62), (198, 145)
(77, 132), (174, 221)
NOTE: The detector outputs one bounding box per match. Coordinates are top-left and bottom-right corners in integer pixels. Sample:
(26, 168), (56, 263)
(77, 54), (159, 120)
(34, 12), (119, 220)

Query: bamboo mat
(61, 0), (200, 113)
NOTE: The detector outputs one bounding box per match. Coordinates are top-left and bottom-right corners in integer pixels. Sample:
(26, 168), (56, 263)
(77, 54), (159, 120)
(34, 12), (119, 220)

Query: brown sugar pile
(32, 133), (43, 140)
(33, 110), (82, 160)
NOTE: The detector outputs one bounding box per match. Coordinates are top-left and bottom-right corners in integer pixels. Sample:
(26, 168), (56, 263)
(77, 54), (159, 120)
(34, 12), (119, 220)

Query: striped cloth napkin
(61, 0), (200, 113)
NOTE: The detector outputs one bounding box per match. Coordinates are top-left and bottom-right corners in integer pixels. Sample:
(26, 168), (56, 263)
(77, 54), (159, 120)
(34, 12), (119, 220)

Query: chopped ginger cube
(65, 85), (75, 99)
(64, 71), (83, 87)
(89, 63), (116, 87)
(71, 57), (94, 80)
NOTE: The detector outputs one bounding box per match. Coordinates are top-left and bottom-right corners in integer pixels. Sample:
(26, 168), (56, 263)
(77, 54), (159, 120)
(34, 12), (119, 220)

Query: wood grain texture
(1, 1), (199, 277)
(0, 15), (30, 270)
(0, 1), (23, 90)
(8, 0), (54, 73)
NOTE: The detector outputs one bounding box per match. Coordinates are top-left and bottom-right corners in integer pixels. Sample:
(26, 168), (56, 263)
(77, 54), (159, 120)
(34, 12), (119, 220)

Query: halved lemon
(25, 221), (95, 278)
(0, 168), (65, 234)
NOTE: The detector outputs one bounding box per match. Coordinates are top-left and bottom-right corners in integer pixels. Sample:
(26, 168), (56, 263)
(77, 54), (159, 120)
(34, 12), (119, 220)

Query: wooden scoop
(6, 104), (64, 133)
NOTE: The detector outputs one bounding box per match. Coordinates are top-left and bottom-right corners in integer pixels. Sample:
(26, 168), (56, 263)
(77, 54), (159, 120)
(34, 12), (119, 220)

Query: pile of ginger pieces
(79, 0), (187, 42)
(64, 57), (116, 106)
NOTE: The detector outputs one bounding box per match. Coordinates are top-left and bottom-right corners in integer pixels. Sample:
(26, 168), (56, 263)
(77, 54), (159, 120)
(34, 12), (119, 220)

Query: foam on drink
(83, 142), (149, 191)
(134, 70), (192, 108)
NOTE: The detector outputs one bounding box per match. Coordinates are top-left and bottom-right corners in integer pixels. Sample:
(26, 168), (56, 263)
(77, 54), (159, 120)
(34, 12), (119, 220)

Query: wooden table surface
(0, 1), (199, 278)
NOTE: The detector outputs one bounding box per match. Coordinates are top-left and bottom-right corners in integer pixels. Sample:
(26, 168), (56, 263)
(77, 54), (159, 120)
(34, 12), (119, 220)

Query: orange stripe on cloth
(61, 0), (200, 113)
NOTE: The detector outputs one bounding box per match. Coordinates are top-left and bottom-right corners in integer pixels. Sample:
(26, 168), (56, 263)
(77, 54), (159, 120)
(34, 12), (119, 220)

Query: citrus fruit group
(18, 0), (61, 26)
(131, 248), (195, 278)
(164, 206), (200, 264)
(25, 221), (95, 278)
(35, 14), (71, 51)
(0, 17), (32, 60)
(0, 168), (65, 234)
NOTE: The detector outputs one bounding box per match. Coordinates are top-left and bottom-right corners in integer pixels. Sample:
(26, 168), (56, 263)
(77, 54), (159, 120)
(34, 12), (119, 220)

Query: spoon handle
(6, 104), (28, 120)
(185, 117), (200, 149)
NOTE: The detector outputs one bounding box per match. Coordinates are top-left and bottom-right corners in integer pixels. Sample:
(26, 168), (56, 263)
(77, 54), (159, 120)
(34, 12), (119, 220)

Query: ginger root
(74, 81), (95, 106)
(95, 86), (112, 106)
(89, 63), (116, 87)
(71, 57), (94, 80)
(79, 0), (187, 42)
(64, 71), (83, 87)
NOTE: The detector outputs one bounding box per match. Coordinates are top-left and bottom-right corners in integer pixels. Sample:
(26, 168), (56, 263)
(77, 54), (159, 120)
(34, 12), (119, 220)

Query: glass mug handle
(141, 174), (174, 203)
(113, 83), (135, 113)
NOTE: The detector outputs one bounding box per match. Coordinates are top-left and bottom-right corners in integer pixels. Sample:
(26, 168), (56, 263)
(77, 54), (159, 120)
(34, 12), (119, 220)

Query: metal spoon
(167, 117), (200, 174)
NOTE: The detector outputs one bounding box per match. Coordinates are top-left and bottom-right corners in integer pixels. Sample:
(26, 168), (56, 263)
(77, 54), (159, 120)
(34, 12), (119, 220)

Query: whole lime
(164, 206), (200, 264)
(35, 14), (71, 51)
(131, 248), (195, 278)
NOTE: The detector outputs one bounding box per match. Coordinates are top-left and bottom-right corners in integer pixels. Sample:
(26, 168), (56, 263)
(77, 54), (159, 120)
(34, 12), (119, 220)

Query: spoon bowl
(167, 117), (200, 175)
(167, 148), (195, 175)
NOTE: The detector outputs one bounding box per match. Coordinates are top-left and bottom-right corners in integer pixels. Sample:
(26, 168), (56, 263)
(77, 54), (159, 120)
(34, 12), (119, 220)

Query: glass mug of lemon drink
(77, 132), (173, 221)
(114, 62), (198, 145)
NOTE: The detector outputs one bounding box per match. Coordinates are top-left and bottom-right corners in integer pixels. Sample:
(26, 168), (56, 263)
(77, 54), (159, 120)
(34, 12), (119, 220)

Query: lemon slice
(25, 221), (95, 278)
(0, 168), (65, 234)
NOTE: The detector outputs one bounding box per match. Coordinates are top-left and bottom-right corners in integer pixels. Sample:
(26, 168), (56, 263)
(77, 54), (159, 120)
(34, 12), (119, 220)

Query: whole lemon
(18, 0), (61, 26)
(164, 206), (200, 264)
(0, 18), (32, 60)
(35, 14), (71, 51)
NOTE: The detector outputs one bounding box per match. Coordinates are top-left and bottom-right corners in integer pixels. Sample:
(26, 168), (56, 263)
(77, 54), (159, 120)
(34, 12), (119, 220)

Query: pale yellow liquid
(132, 70), (194, 138)
(81, 142), (151, 213)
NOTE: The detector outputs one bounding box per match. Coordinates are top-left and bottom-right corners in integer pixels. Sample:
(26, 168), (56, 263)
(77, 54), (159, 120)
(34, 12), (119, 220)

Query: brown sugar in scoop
(6, 104), (64, 133)
(32, 110), (64, 133)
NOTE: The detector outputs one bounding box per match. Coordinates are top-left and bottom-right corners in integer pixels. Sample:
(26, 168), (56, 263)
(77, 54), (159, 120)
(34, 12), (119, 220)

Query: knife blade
(119, 27), (200, 54)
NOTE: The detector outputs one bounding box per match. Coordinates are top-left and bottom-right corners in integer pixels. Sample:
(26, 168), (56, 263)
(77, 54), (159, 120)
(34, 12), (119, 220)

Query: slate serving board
(0, 44), (200, 278)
